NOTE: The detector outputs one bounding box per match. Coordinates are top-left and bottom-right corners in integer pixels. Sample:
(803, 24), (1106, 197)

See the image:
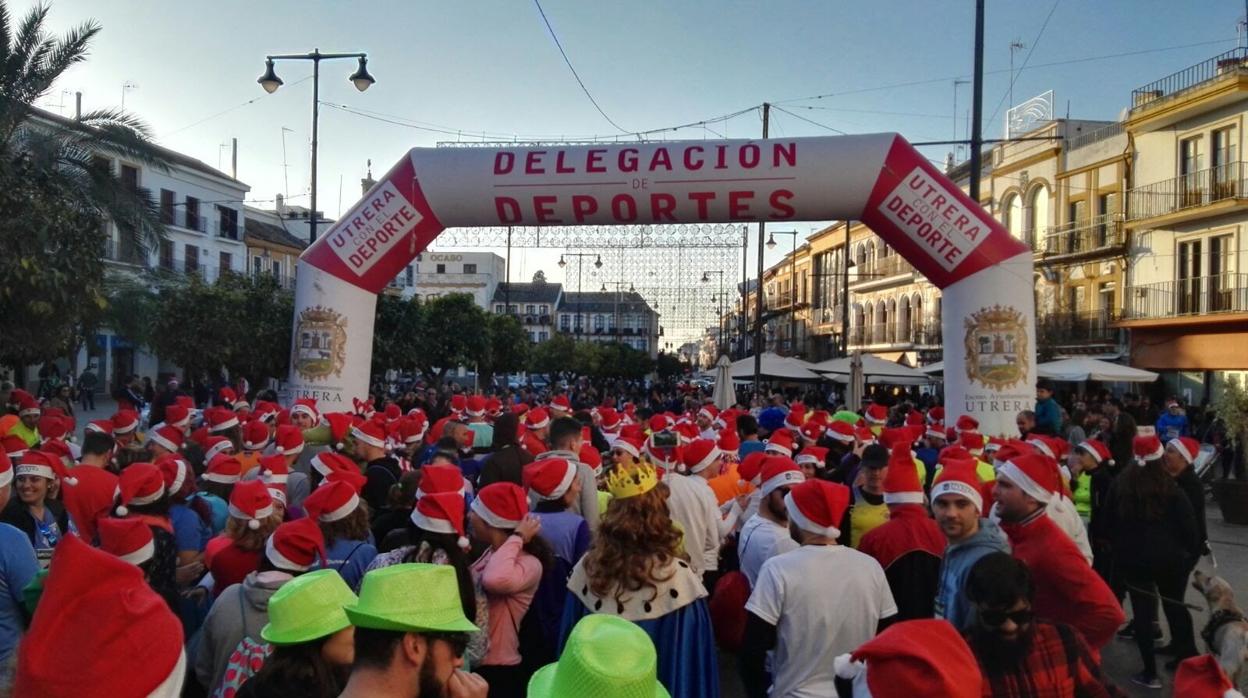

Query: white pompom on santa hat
(411, 491), (471, 550)
(227, 480), (275, 530)
(784, 479), (851, 540)
(1133, 434), (1166, 466)
(114, 462), (166, 517)
(834, 619), (982, 698)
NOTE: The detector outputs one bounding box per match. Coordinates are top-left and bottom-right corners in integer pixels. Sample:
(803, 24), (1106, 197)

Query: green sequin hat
(261, 569), (357, 645)
(527, 614), (669, 698)
(344, 563), (478, 633)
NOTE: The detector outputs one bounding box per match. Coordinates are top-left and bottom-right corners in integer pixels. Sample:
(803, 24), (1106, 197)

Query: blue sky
(24, 0), (1248, 290)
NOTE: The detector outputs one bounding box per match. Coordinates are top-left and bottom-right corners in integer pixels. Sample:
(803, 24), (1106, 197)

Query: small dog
(1193, 570), (1248, 690)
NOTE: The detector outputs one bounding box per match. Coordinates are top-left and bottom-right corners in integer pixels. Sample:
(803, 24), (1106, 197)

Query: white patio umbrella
(810, 353), (933, 385)
(919, 360), (944, 375)
(1036, 358), (1159, 383)
(712, 354), (737, 410)
(728, 352), (823, 381)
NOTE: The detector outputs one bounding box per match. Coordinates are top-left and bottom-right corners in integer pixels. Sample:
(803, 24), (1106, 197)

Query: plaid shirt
(971, 623), (1126, 698)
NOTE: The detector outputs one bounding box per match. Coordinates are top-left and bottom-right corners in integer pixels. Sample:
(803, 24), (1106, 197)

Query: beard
(417, 654), (447, 698)
(968, 621), (1035, 675)
(766, 493), (787, 521)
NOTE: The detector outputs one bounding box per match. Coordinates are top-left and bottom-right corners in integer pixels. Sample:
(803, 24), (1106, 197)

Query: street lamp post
(701, 270), (726, 357)
(767, 230), (800, 356)
(258, 49), (375, 245)
(558, 252), (602, 337)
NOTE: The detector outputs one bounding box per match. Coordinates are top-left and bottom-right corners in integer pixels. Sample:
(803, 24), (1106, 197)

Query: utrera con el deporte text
(492, 142), (800, 225)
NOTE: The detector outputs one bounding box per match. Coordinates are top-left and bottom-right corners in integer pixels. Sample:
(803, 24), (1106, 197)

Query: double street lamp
(558, 253), (601, 335)
(258, 49), (376, 244)
(766, 230), (800, 357)
(701, 270), (727, 357)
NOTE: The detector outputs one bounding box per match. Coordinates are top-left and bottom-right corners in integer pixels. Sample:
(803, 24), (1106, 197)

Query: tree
(371, 293), (424, 376)
(656, 351), (688, 379)
(0, 2), (170, 366)
(477, 312), (529, 389)
(414, 294), (485, 387)
(529, 333), (576, 378)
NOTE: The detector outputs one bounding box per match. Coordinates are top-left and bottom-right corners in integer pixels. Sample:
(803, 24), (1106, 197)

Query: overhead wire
(987, 0), (1062, 128)
(532, 0), (628, 133)
(160, 75), (313, 138)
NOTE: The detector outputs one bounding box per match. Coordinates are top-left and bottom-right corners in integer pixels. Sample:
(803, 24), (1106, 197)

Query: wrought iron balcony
(1125, 274), (1248, 320)
(1037, 310), (1120, 345)
(1039, 214), (1127, 261)
(1131, 48), (1248, 111)
(847, 319), (941, 348)
(1128, 162), (1248, 222)
(849, 255), (915, 288)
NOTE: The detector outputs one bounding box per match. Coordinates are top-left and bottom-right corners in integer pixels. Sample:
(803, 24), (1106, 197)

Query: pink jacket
(471, 535), (542, 666)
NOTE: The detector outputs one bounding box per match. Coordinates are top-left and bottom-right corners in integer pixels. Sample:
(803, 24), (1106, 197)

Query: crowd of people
(0, 374), (1239, 697)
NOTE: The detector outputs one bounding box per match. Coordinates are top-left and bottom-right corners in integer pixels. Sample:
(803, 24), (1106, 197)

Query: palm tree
(0, 1), (169, 256)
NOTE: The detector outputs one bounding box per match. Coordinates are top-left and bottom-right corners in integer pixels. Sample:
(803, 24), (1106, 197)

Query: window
(436, 264), (446, 274)
(539, 331), (549, 342)
(1213, 127), (1238, 199)
(159, 189), (175, 225)
(185, 245), (199, 273)
(405, 266), (414, 286)
(1181, 136), (1204, 175)
(185, 197), (201, 231)
(159, 240), (174, 270)
(272, 260), (282, 277)
(464, 263), (477, 274)
(120, 164), (138, 192)
(560, 314), (571, 331)
(1027, 185), (1049, 244)
(1096, 193), (1117, 245)
(252, 256), (263, 275)
(218, 207), (238, 239)
(594, 314), (605, 331)
(539, 304), (548, 315)
(219, 251), (232, 272)
(1002, 193), (1024, 242)
(526, 304), (535, 314)
(495, 304), (505, 313)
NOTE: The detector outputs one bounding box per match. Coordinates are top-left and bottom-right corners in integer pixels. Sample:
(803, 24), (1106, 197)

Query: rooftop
(559, 291), (655, 314)
(244, 216), (308, 251)
(492, 281), (563, 304)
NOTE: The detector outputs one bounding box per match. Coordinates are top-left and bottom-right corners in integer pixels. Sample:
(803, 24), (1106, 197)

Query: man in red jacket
(858, 444), (947, 620)
(994, 453), (1124, 652)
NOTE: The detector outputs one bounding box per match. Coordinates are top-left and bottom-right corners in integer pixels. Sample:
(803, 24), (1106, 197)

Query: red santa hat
(228, 480), (275, 529)
(698, 404), (719, 423)
(37, 415), (68, 441)
(111, 409), (139, 435)
(265, 518), (327, 572)
(291, 398), (320, 423)
(59, 466), (118, 543)
(203, 453), (243, 484)
(410, 491), (470, 550)
(155, 454), (191, 495)
(855, 425), (877, 444)
(98, 517), (155, 566)
(598, 407), (622, 431)
(398, 415), (428, 445)
(40, 440), (73, 468)
(682, 438), (722, 475)
(955, 414), (979, 433)
(2, 434), (28, 461)
(485, 397), (503, 418)
(0, 450), (11, 490)
(826, 420), (855, 444)
(471, 482), (528, 530)
(310, 451), (356, 479)
(15, 392), (40, 418)
(1168, 436), (1202, 466)
(464, 395), (486, 418)
(323, 413), (353, 450)
(959, 432), (987, 454)
(785, 479), (850, 539)
(417, 464), (466, 498)
(765, 429), (795, 458)
(525, 458), (579, 500)
(926, 422), (947, 441)
(323, 467), (367, 495)
(784, 405), (807, 432)
(905, 410), (926, 427)
(795, 445), (828, 470)
(219, 386), (238, 407)
(612, 435), (645, 459)
(877, 426), (918, 451)
(86, 419), (114, 436)
(147, 425), (184, 454)
(164, 404), (191, 430)
(674, 422), (700, 445)
(737, 451), (768, 487)
(258, 453), (289, 485)
(274, 424), (305, 456)
(203, 435), (234, 462)
(241, 420), (270, 451)
(1133, 434), (1166, 465)
(1075, 439), (1113, 466)
(864, 403), (888, 425)
(204, 407), (239, 433)
(15, 450), (57, 482)
(253, 401), (279, 423)
(928, 406), (946, 423)
(931, 463), (984, 512)
(835, 619), (982, 698)
(14, 535), (184, 698)
(550, 395), (572, 414)
(579, 443), (603, 475)
(799, 420), (826, 444)
(525, 407), (552, 430)
(759, 456), (805, 497)
(883, 444), (924, 505)
(1173, 654), (1245, 698)
(997, 453), (1058, 504)
(351, 420), (387, 450)
(717, 429), (740, 456)
(115, 462), (167, 516)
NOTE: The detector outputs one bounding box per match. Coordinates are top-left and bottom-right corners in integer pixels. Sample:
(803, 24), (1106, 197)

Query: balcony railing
(847, 320), (941, 347)
(1128, 161), (1248, 221)
(1065, 122), (1125, 151)
(1037, 310), (1120, 345)
(1040, 214), (1126, 258)
(1126, 274), (1248, 320)
(1131, 48), (1248, 110)
(103, 238), (147, 266)
(852, 255), (914, 282)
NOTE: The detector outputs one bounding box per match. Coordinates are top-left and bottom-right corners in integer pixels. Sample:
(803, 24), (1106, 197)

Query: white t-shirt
(738, 515), (799, 588)
(745, 545), (897, 698)
(664, 472), (721, 574)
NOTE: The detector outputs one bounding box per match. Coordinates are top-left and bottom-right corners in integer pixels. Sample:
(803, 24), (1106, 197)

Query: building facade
(393, 251), (506, 308)
(244, 203), (308, 291)
(492, 280), (562, 344)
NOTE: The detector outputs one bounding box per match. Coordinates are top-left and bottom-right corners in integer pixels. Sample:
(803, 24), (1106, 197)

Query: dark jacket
(1103, 474), (1200, 571)
(1107, 413), (1137, 476)
(0, 497), (69, 549)
(1174, 465), (1208, 553)
(478, 444), (533, 488)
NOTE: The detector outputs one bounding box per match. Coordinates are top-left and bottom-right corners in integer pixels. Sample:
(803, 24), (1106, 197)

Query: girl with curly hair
(559, 465), (720, 698)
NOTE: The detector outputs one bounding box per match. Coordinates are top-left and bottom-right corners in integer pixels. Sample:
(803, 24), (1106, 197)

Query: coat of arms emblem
(293, 306), (348, 381)
(963, 305), (1029, 390)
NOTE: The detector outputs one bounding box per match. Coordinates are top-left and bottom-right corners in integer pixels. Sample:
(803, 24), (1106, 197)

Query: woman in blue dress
(559, 462), (719, 698)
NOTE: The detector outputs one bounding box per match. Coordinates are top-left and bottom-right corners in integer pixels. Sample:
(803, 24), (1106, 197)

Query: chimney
(74, 91), (82, 120)
(360, 158), (376, 195)
(275, 193), (285, 214)
(231, 137), (238, 179)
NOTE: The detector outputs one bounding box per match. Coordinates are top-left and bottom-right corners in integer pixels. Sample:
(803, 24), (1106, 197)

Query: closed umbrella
(712, 355), (737, 410)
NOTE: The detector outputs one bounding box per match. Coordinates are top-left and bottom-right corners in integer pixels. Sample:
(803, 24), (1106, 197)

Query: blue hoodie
(1155, 412), (1188, 443)
(934, 518), (1010, 631)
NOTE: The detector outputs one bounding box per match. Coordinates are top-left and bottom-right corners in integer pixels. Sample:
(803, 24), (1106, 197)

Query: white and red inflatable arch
(290, 134), (1035, 435)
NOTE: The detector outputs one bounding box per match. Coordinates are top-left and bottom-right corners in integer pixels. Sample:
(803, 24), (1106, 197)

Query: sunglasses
(979, 608), (1034, 627)
(425, 631), (470, 657)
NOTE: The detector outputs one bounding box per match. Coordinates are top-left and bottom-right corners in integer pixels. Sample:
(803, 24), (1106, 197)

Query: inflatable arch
(290, 134), (1035, 435)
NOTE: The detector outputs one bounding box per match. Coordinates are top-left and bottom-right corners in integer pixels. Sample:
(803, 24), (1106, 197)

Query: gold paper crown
(606, 462), (659, 499)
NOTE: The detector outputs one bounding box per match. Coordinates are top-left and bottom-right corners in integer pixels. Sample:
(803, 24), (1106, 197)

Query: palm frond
(35, 19), (97, 90)
(0, 4), (13, 72)
(5, 3), (49, 90)
(66, 108), (167, 171)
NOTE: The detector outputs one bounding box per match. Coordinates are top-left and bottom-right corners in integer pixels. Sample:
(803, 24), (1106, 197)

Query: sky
(22, 0), (1248, 343)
